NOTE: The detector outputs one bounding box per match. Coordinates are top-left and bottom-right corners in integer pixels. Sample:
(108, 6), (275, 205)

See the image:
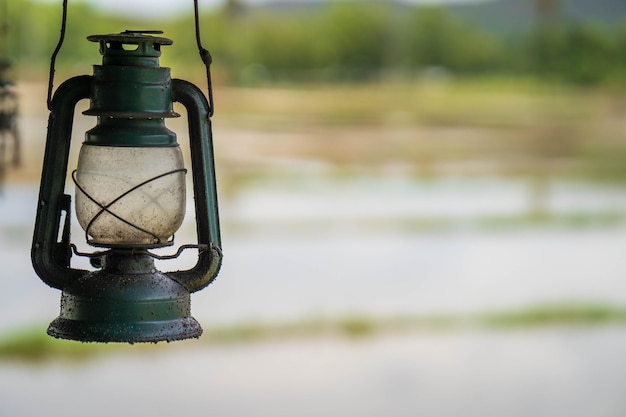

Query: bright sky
(37, 0), (488, 19)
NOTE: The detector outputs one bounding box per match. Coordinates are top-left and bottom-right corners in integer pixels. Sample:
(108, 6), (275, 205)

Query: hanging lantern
(31, 30), (222, 343)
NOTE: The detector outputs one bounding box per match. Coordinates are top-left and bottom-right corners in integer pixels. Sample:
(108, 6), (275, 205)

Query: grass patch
(216, 79), (602, 129)
(0, 326), (113, 362)
(2, 304), (626, 363)
(480, 304), (626, 328)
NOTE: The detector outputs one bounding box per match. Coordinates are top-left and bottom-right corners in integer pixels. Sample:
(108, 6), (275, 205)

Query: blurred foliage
(0, 326), (114, 362)
(526, 23), (618, 84)
(4, 1), (626, 85)
(2, 303), (626, 363)
(481, 304), (626, 327)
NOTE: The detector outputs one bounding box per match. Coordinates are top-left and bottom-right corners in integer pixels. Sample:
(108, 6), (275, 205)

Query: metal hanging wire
(193, 0), (215, 117)
(47, 0), (67, 110)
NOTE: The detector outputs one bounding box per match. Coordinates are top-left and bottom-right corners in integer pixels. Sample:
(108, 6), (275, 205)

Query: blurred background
(3, 0), (626, 416)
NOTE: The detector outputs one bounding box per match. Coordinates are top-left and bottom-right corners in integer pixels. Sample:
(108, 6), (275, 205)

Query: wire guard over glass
(73, 145), (188, 249)
(72, 167), (187, 247)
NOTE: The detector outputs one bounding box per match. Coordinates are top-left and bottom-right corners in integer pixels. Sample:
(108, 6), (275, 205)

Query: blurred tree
(560, 23), (612, 84)
(533, 0), (559, 21)
(4, 0), (626, 86)
(614, 20), (626, 77)
(406, 7), (501, 75)
(241, 16), (321, 81)
(527, 21), (613, 84)
(319, 3), (389, 80)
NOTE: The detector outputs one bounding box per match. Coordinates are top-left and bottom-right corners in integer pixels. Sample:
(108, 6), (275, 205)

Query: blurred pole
(0, 0), (6, 56)
(534, 0), (559, 24)
(0, 0), (20, 193)
(224, 0), (243, 18)
(527, 0), (562, 219)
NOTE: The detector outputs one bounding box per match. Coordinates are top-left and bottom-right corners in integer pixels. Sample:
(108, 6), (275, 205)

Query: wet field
(2, 82), (626, 416)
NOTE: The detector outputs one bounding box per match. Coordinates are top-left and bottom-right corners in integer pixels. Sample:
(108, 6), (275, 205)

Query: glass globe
(75, 144), (186, 247)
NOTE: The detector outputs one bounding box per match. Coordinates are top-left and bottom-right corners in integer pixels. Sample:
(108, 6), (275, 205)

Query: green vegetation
(0, 326), (115, 362)
(2, 304), (626, 363)
(481, 304), (626, 328)
(5, 1), (626, 85)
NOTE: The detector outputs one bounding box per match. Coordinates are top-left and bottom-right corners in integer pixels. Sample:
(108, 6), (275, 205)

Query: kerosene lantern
(31, 31), (222, 343)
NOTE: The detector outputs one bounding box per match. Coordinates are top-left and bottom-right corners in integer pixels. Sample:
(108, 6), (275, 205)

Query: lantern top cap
(87, 30), (173, 47)
(87, 30), (173, 67)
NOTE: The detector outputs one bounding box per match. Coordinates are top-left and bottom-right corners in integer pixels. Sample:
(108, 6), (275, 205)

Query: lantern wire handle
(47, 0), (68, 110)
(193, 0), (215, 117)
(48, 0), (214, 114)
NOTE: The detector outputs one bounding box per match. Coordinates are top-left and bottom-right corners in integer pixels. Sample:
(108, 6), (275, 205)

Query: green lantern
(31, 31), (222, 343)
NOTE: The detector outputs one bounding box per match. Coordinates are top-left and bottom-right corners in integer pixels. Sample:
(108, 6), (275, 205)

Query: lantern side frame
(169, 78), (222, 293)
(32, 76), (223, 293)
(32, 75), (92, 290)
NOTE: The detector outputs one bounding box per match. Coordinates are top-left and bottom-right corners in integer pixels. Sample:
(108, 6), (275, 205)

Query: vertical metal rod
(47, 0), (68, 110)
(0, 0), (8, 59)
(193, 0), (215, 117)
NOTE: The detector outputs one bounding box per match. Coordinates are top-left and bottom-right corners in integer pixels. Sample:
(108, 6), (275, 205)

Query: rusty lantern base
(47, 252), (202, 343)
